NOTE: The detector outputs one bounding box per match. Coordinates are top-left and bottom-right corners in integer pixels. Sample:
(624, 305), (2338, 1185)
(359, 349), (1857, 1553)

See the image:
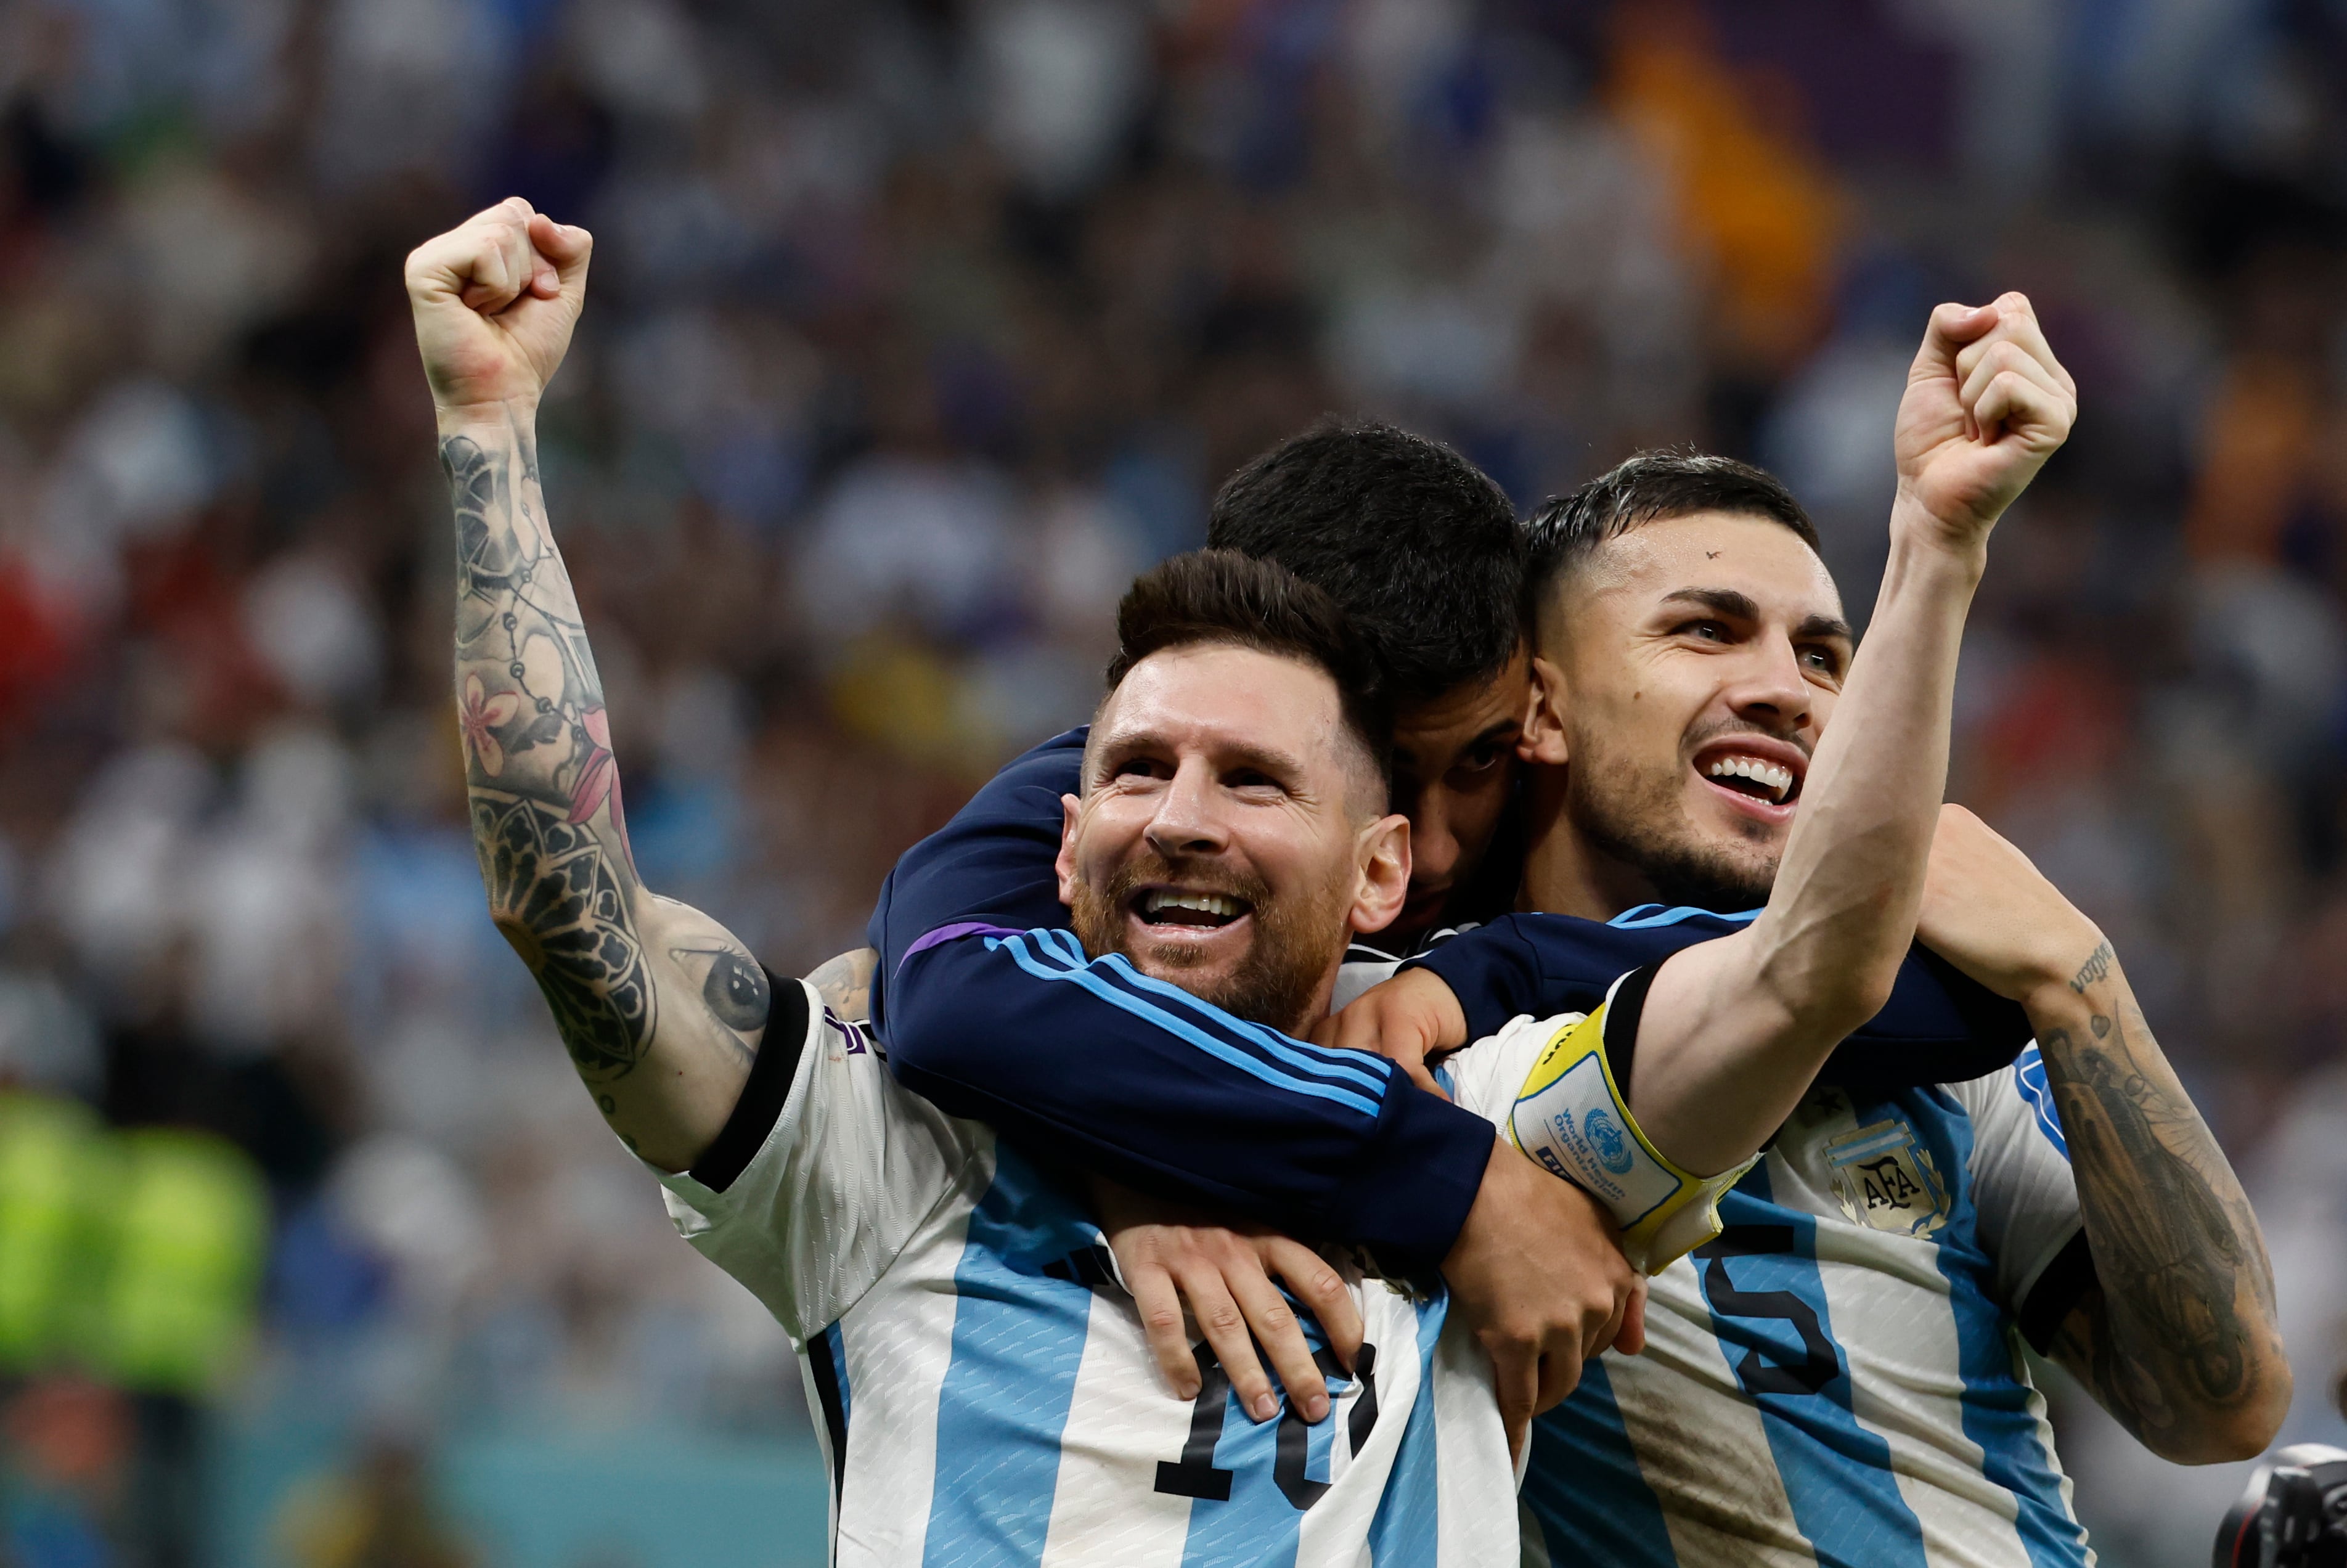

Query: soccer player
(863, 306), (2290, 1562)
(1201, 422), (1533, 958)
(404, 197), (1630, 1564)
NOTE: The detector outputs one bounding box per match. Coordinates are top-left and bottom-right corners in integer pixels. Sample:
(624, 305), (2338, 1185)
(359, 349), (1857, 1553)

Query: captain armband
(1506, 971), (1756, 1274)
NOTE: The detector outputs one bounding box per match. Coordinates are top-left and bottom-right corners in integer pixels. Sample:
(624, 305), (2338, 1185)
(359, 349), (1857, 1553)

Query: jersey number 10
(1154, 1342), (1381, 1510)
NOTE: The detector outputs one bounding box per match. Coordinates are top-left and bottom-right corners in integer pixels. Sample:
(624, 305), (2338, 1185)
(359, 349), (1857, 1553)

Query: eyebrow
(1394, 716), (1519, 767)
(1660, 587), (1760, 621)
(1660, 588), (1852, 647)
(1090, 728), (1309, 787)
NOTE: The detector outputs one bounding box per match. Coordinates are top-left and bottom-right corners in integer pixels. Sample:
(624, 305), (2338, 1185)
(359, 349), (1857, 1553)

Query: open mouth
(1131, 887), (1255, 931)
(1692, 740), (1807, 810)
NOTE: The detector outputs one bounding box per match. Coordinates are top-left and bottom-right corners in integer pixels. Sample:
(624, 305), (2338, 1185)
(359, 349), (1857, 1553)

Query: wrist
(1413, 969), (1469, 1050)
(435, 396), (539, 437)
(1443, 1138), (1521, 1272)
(1885, 491), (1991, 581)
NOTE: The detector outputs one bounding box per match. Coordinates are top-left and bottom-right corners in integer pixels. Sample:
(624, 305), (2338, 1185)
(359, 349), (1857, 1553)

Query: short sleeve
(1956, 1044), (2089, 1334)
(655, 979), (982, 1344)
(1441, 1011), (1569, 1130)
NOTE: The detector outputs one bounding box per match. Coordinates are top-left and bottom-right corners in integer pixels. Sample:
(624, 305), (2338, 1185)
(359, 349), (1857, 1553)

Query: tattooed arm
(2033, 958), (2287, 1461)
(407, 200), (771, 1172)
(1919, 806), (2289, 1463)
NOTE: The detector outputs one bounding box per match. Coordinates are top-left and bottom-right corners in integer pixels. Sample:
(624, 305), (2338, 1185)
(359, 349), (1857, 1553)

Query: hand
(1917, 804), (2105, 1010)
(1443, 1138), (1647, 1463)
(1892, 292), (2076, 553)
(406, 196), (593, 415)
(1315, 968), (1469, 1096)
(1090, 1176), (1362, 1425)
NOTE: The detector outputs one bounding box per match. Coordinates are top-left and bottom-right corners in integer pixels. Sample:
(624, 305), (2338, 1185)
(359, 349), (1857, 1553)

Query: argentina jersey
(1446, 1022), (2096, 1568)
(655, 972), (1517, 1567)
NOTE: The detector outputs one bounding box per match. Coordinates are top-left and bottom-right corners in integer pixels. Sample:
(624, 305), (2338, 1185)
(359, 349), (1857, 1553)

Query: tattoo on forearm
(445, 422), (652, 1083)
(2068, 940), (2113, 995)
(2039, 993), (2277, 1447)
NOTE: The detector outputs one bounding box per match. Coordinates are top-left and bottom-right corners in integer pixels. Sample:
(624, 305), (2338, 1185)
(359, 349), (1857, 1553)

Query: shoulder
(1949, 1050), (2065, 1149)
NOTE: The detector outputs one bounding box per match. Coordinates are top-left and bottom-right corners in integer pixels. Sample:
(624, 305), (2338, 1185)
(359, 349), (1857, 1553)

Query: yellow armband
(1506, 982), (1756, 1275)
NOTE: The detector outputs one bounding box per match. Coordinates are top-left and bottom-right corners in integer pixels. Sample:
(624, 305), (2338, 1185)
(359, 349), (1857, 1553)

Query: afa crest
(1825, 1118), (1951, 1237)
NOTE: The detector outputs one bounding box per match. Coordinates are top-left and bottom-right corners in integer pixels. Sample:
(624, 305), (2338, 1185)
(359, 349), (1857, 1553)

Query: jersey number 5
(1695, 1225), (1840, 1397)
(1154, 1342), (1379, 1509)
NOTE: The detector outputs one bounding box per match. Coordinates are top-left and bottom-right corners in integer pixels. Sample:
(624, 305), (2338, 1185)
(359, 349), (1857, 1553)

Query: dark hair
(1525, 450), (1822, 612)
(1103, 549), (1394, 798)
(1206, 419), (1524, 706)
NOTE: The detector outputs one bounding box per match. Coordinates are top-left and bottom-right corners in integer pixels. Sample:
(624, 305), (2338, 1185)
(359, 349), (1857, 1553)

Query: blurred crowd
(2, 0), (2347, 1562)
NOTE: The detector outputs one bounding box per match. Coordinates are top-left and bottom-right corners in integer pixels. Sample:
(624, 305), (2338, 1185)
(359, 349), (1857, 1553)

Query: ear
(1054, 793), (1082, 907)
(1520, 654), (1571, 766)
(1349, 813), (1412, 936)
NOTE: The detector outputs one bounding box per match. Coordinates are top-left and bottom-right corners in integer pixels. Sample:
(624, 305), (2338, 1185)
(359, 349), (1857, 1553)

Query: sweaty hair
(1102, 549), (1395, 802)
(1525, 450), (1822, 619)
(1206, 419), (1524, 706)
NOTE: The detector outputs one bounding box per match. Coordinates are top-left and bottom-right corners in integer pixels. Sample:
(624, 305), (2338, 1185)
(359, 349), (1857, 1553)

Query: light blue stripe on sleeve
(1094, 955), (1392, 1093)
(1520, 1358), (1677, 1567)
(1608, 904), (1763, 929)
(924, 1147), (1097, 1568)
(2012, 1047), (2068, 1161)
(1922, 1089), (2093, 1567)
(1023, 928), (1391, 1095)
(987, 933), (1383, 1117)
(1703, 1166), (1930, 1568)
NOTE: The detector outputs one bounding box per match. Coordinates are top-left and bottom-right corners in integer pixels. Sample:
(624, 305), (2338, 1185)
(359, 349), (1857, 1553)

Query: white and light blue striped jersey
(656, 977), (1517, 1567)
(1448, 1022), (2094, 1567)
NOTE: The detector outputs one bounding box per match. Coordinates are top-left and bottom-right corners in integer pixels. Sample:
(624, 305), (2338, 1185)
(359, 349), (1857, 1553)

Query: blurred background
(1, 0), (2345, 1561)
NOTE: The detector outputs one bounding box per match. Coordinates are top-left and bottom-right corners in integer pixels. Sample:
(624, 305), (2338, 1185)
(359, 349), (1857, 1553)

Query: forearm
(2031, 949), (2288, 1461)
(1632, 521), (1983, 1170)
(442, 402), (752, 1167)
(889, 929), (1493, 1268)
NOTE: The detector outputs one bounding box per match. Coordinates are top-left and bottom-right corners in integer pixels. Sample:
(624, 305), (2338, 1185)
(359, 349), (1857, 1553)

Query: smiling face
(1527, 510), (1851, 912)
(1387, 645), (1531, 937)
(1056, 642), (1410, 1034)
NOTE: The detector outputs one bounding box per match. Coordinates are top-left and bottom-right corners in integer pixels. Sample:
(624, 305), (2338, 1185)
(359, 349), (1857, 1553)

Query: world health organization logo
(1582, 1108), (1635, 1175)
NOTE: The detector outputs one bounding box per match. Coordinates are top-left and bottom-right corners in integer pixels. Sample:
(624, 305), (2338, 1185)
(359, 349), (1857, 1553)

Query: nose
(1143, 756), (1231, 859)
(1726, 634), (1816, 737)
(1406, 785), (1459, 889)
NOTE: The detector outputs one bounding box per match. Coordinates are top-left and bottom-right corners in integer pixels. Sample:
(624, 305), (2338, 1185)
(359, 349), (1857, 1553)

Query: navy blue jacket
(867, 729), (2031, 1268)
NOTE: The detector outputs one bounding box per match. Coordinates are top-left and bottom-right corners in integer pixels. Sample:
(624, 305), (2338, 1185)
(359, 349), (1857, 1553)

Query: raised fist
(405, 196), (592, 415)
(1893, 292), (2077, 551)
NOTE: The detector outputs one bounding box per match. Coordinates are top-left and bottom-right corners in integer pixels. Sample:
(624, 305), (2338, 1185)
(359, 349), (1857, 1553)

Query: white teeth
(1705, 756), (1795, 803)
(1143, 890), (1244, 918)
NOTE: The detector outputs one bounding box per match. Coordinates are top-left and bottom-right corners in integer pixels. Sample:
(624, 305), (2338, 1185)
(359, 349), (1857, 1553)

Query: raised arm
(1919, 807), (2288, 1464)
(407, 199), (770, 1172)
(1350, 296), (2073, 1185)
(1620, 296), (2074, 1171)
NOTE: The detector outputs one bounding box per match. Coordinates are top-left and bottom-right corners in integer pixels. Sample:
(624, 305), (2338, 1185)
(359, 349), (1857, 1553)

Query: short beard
(1067, 852), (1350, 1035)
(1564, 726), (1780, 913)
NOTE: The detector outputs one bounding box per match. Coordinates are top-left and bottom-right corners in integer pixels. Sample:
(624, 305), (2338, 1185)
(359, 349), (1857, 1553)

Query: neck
(1515, 763), (1661, 920)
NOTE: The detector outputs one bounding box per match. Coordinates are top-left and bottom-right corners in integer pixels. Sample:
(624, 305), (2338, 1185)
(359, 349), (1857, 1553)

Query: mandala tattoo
(474, 791), (655, 1081)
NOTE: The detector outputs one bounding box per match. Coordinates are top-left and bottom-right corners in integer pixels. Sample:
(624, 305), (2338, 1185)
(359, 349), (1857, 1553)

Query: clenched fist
(1893, 291), (2077, 553)
(405, 196), (592, 415)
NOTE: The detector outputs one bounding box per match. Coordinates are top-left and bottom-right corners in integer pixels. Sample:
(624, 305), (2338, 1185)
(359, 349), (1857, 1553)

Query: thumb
(528, 213), (595, 293)
(1913, 301), (1997, 376)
